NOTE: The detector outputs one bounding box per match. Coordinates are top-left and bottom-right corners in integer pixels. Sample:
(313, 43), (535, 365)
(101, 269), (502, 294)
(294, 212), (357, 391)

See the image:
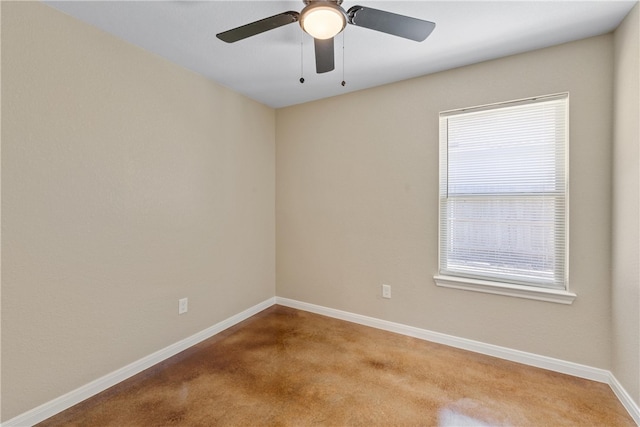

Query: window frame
(434, 93), (576, 304)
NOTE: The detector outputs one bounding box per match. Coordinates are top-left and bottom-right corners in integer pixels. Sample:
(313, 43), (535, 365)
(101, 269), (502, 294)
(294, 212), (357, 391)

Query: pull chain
(341, 30), (346, 86)
(299, 31), (305, 84)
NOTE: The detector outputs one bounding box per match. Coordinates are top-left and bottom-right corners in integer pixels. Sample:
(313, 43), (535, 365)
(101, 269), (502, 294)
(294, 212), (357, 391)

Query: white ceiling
(44, 1), (637, 108)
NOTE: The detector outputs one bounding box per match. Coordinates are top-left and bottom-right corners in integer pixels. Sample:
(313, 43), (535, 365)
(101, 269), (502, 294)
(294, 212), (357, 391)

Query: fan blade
(314, 38), (335, 73)
(216, 11), (300, 43)
(347, 6), (435, 42)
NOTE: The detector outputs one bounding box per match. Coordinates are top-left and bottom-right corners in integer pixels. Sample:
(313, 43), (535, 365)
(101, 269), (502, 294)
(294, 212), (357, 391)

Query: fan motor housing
(303, 0), (343, 5)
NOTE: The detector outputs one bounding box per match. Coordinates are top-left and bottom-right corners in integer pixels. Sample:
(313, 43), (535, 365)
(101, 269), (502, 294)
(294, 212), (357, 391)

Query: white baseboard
(276, 297), (640, 425)
(1, 297), (276, 427)
(609, 372), (640, 425)
(275, 297), (609, 381)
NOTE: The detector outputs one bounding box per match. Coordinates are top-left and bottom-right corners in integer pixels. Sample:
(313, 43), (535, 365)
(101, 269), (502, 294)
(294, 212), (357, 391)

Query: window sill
(433, 275), (576, 304)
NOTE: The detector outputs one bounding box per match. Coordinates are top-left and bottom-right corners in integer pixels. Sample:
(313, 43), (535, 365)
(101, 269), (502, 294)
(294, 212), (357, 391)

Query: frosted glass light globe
(301, 5), (346, 39)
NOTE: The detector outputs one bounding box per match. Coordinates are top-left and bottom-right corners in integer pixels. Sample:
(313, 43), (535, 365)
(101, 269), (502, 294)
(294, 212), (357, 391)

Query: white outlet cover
(178, 298), (188, 314)
(382, 285), (391, 299)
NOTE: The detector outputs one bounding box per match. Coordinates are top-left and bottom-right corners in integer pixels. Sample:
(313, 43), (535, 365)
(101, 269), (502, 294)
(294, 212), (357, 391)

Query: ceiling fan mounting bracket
(303, 0), (343, 5)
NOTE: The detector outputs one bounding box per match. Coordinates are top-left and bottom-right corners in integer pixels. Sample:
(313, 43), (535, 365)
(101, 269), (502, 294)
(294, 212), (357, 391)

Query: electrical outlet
(382, 284), (391, 299)
(178, 297), (188, 315)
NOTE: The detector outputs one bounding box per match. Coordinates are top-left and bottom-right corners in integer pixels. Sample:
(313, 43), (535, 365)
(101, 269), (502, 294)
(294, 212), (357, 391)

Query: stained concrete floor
(39, 305), (634, 426)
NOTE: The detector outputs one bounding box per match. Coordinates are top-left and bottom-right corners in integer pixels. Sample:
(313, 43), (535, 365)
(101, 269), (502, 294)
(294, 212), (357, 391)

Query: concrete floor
(38, 305), (634, 426)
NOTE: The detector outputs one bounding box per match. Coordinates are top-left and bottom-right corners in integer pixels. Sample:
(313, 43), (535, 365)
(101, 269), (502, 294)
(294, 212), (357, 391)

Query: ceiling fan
(216, 0), (436, 74)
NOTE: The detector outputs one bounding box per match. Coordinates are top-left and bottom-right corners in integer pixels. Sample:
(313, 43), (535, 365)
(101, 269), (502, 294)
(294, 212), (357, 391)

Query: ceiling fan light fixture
(300, 3), (346, 40)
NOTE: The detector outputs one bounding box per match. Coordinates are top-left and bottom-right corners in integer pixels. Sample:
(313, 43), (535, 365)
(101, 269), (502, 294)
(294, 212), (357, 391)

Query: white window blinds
(439, 94), (568, 289)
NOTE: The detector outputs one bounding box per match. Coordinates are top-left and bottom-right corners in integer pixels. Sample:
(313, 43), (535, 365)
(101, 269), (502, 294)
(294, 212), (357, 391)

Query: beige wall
(277, 35), (614, 369)
(2, 0), (638, 422)
(613, 3), (640, 405)
(1, 2), (275, 421)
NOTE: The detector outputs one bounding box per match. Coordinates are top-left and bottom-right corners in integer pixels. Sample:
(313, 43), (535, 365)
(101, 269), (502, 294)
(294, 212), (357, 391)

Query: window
(434, 93), (575, 304)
